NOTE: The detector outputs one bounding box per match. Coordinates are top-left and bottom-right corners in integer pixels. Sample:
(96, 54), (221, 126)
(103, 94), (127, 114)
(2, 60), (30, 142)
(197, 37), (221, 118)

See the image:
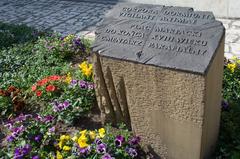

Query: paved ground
(0, 0), (239, 58)
(0, 0), (115, 34)
(218, 18), (240, 59)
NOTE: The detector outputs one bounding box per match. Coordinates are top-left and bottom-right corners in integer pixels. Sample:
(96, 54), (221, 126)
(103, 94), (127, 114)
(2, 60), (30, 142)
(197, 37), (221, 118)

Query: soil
(63, 104), (103, 134)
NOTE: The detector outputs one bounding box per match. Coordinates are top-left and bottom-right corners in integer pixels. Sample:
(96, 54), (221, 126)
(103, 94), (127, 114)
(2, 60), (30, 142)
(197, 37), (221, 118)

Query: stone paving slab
(0, 0), (113, 33)
(217, 18), (240, 59)
(0, 0), (239, 59)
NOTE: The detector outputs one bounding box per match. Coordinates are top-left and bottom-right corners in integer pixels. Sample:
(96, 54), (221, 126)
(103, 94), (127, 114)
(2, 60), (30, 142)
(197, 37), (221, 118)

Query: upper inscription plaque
(92, 3), (225, 74)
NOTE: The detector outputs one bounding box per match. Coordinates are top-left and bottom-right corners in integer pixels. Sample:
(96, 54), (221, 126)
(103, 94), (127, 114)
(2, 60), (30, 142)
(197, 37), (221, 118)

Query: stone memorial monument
(92, 3), (225, 159)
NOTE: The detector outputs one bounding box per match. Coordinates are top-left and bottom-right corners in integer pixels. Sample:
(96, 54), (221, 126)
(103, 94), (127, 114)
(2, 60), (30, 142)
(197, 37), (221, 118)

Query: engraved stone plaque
(93, 3), (224, 74)
(92, 3), (225, 159)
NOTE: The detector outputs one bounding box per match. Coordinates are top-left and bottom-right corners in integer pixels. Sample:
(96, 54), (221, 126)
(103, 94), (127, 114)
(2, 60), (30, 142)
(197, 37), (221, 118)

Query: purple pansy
(221, 100), (229, 110)
(22, 144), (32, 155)
(129, 136), (141, 146)
(49, 126), (55, 133)
(79, 146), (91, 155)
(34, 134), (42, 142)
(14, 144), (32, 159)
(73, 38), (81, 46)
(87, 83), (94, 90)
(115, 135), (125, 147)
(32, 155), (40, 159)
(70, 80), (78, 86)
(9, 125), (25, 139)
(60, 37), (65, 41)
(52, 100), (71, 112)
(63, 100), (70, 108)
(14, 148), (23, 159)
(35, 114), (42, 121)
(79, 80), (87, 89)
(96, 143), (107, 154)
(95, 138), (102, 145)
(7, 135), (15, 142)
(5, 122), (13, 129)
(102, 153), (113, 159)
(43, 115), (54, 123)
(126, 148), (138, 158)
(15, 114), (26, 122)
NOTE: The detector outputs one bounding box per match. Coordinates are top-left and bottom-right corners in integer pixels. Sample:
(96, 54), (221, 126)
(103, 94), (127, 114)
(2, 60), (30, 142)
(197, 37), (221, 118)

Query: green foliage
(1, 118), (146, 159)
(29, 73), (95, 125)
(215, 101), (240, 158)
(56, 124), (146, 159)
(48, 83), (95, 125)
(0, 30), (93, 121)
(0, 95), (13, 119)
(1, 114), (57, 158)
(215, 58), (240, 158)
(0, 22), (46, 50)
(0, 36), (70, 90)
(223, 63), (240, 101)
(41, 34), (90, 60)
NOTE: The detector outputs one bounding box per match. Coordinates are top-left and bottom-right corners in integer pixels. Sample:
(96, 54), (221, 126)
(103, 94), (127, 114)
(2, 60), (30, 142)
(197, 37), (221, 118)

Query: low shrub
(223, 57), (240, 101)
(215, 57), (240, 158)
(0, 85), (25, 119)
(0, 22), (46, 50)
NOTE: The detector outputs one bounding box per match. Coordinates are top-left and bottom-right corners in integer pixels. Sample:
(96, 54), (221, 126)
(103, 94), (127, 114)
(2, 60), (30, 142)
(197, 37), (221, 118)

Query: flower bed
(0, 23), (148, 159)
(0, 22), (240, 159)
(214, 57), (240, 158)
(1, 113), (145, 159)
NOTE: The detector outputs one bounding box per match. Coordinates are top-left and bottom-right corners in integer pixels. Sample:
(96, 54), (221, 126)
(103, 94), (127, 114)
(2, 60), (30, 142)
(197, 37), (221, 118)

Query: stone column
(92, 3), (225, 159)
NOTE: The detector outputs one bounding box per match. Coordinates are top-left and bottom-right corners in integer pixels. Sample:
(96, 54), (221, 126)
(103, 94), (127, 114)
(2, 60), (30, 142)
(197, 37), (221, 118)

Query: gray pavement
(0, 0), (114, 34)
(0, 0), (239, 59)
(217, 18), (240, 59)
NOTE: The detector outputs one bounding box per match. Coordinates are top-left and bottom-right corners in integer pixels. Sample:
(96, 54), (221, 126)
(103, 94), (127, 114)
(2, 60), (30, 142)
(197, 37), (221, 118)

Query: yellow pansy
(78, 134), (89, 148)
(89, 131), (96, 140)
(79, 61), (88, 70)
(63, 145), (71, 151)
(65, 135), (70, 140)
(83, 65), (92, 77)
(65, 72), (72, 84)
(58, 140), (63, 149)
(80, 129), (87, 135)
(60, 135), (66, 141)
(78, 140), (89, 148)
(60, 135), (70, 141)
(79, 134), (88, 142)
(64, 34), (75, 43)
(227, 63), (237, 73)
(79, 61), (93, 78)
(56, 151), (63, 159)
(59, 135), (71, 149)
(98, 128), (105, 138)
(72, 136), (78, 142)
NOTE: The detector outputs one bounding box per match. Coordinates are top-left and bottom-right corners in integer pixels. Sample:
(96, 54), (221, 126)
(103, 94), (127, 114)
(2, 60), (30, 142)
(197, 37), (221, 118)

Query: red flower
(36, 90), (42, 97)
(48, 75), (61, 81)
(37, 79), (48, 86)
(0, 90), (9, 97)
(31, 85), (37, 91)
(7, 85), (17, 93)
(46, 85), (56, 92)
